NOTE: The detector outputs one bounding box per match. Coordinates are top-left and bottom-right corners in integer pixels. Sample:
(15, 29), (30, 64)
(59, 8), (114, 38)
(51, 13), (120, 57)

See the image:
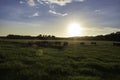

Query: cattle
(27, 41), (68, 50)
(80, 42), (85, 45)
(54, 41), (62, 46)
(91, 42), (96, 45)
(35, 41), (49, 47)
(63, 42), (68, 46)
(113, 43), (120, 46)
(28, 41), (34, 46)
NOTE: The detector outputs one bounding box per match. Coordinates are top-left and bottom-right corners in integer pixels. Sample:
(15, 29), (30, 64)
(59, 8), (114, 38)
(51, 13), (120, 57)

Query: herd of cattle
(28, 41), (68, 49)
(113, 42), (120, 46)
(1, 40), (120, 49)
(10, 41), (69, 50)
(80, 42), (97, 45)
(80, 42), (120, 46)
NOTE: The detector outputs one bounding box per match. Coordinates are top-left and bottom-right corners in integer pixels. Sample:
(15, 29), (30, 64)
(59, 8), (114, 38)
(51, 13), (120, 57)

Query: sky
(0, 0), (120, 37)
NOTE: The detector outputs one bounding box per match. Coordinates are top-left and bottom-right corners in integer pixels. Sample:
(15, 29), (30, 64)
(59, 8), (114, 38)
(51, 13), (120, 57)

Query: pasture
(0, 39), (120, 80)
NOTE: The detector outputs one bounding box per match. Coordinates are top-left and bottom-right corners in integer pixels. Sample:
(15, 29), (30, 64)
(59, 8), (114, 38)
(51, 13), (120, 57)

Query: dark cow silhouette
(12, 40), (69, 50)
(91, 42), (96, 45)
(54, 41), (62, 46)
(63, 42), (68, 46)
(113, 43), (120, 46)
(80, 42), (85, 45)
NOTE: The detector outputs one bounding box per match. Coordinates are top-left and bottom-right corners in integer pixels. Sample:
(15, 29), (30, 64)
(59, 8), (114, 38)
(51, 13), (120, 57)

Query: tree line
(0, 31), (120, 41)
(70, 31), (120, 41)
(0, 34), (56, 40)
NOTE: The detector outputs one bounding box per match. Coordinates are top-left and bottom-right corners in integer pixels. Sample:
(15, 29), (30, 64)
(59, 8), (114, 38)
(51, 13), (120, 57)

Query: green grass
(0, 40), (120, 80)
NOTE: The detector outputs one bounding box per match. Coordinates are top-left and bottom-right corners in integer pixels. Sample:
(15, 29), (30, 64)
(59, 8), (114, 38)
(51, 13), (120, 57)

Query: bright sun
(67, 22), (83, 37)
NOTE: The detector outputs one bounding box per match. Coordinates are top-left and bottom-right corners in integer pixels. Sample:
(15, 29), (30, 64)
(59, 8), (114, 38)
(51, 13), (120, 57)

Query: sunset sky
(0, 0), (120, 37)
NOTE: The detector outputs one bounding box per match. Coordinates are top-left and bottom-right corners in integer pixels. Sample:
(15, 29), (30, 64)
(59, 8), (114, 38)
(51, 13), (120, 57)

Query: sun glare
(67, 22), (83, 37)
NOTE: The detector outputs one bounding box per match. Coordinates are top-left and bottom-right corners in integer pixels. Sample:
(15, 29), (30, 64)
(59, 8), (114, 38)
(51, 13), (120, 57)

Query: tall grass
(0, 40), (120, 80)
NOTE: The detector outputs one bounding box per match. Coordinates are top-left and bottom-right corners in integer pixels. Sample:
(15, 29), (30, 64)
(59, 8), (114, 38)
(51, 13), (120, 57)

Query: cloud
(29, 12), (39, 18)
(49, 10), (68, 16)
(24, 0), (86, 16)
(26, 0), (86, 8)
(94, 10), (101, 13)
(37, 0), (44, 4)
(33, 12), (39, 17)
(47, 0), (72, 6)
(19, 1), (24, 4)
(94, 10), (105, 15)
(26, 0), (86, 7)
(37, 0), (72, 6)
(37, 0), (86, 6)
(27, 0), (35, 7)
(75, 0), (85, 2)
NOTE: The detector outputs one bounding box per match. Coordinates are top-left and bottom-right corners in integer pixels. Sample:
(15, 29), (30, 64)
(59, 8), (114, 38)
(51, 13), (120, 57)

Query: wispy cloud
(26, 0), (86, 8)
(47, 0), (72, 6)
(75, 0), (85, 2)
(37, 0), (72, 6)
(94, 9), (105, 15)
(27, 0), (35, 7)
(24, 0), (86, 16)
(19, 1), (25, 4)
(33, 12), (39, 17)
(94, 10), (101, 13)
(37, 0), (86, 6)
(49, 10), (68, 16)
(29, 12), (39, 18)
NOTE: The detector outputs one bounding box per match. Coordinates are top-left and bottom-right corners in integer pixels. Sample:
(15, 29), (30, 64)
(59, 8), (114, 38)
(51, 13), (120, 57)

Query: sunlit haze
(67, 22), (83, 37)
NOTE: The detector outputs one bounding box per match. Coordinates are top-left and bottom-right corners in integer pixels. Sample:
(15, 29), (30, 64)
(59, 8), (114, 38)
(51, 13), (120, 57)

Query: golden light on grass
(67, 22), (84, 37)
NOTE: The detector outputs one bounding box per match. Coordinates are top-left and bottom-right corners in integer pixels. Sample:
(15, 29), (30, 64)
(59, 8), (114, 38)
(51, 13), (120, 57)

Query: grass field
(0, 40), (120, 80)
